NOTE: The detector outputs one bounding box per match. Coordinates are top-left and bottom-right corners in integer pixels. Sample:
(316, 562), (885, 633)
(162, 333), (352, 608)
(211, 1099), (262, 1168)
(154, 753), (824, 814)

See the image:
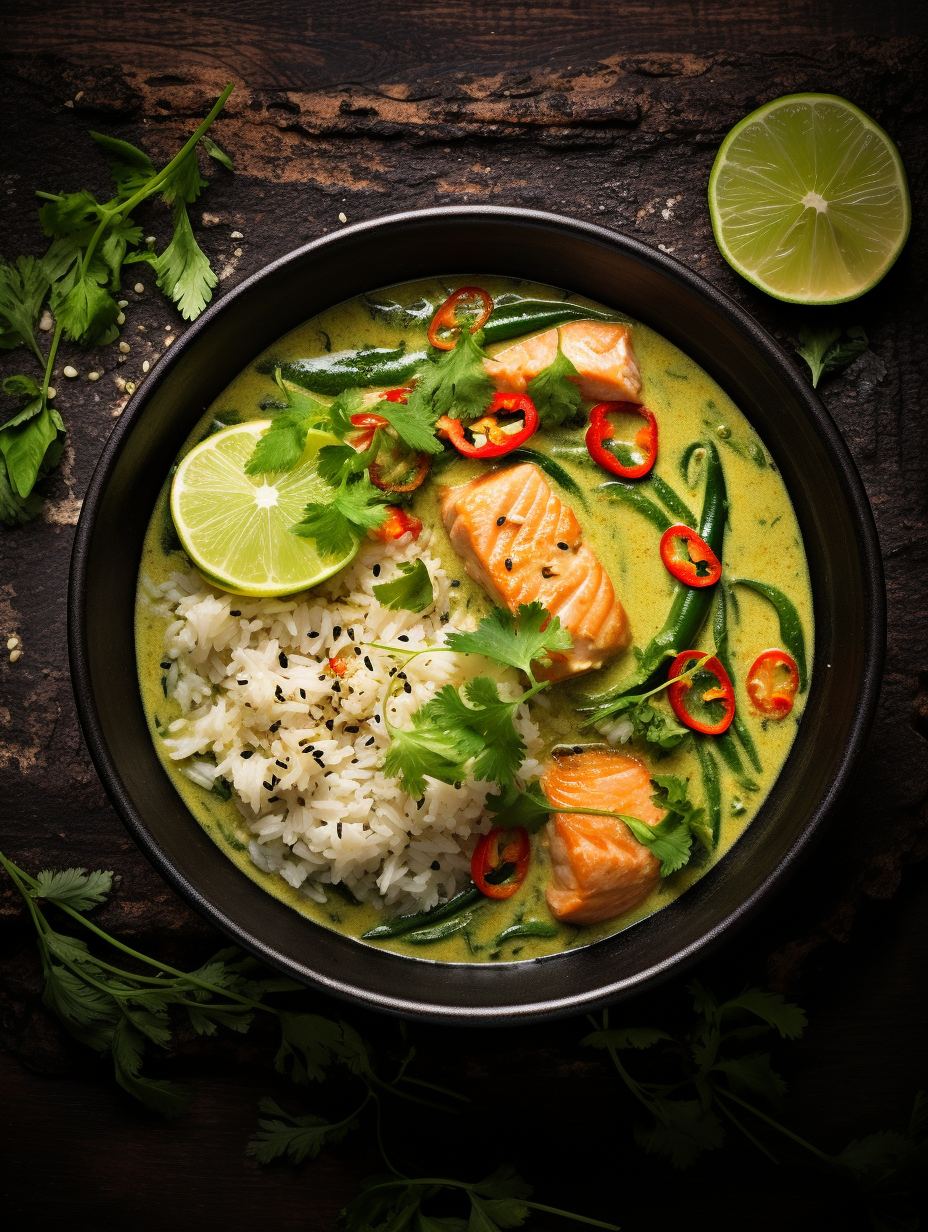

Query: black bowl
(68, 207), (884, 1023)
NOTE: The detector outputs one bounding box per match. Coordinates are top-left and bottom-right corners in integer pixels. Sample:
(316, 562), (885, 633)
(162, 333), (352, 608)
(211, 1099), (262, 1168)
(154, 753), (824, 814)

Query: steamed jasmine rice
(141, 528), (542, 915)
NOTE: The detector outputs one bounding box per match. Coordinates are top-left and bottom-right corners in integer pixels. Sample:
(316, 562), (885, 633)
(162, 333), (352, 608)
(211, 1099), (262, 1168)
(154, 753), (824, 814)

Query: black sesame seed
(297, 796), (305, 805)
(237, 679), (248, 686)
(440, 612), (450, 622)
(573, 745), (583, 754)
(398, 634), (409, 642)
(366, 737), (376, 746)
(337, 823), (342, 838)
(230, 610), (241, 617)
(364, 656), (374, 671)
(354, 645), (362, 656)
(389, 667), (397, 677)
(454, 781), (461, 789)
(404, 681), (412, 694)
(333, 625), (342, 638)
(278, 652), (289, 668)
(450, 579), (460, 587)
(397, 672), (406, 680)
(275, 759), (287, 769)
(300, 688), (306, 699)
(318, 675), (326, 682)
(497, 516), (506, 526)
(430, 860), (440, 870)
(240, 750), (253, 759)
(505, 558), (513, 571)
(275, 685), (284, 701)
(373, 714), (381, 722)
(416, 797), (424, 809)
(373, 564), (381, 577)
(350, 759), (358, 765)
(314, 750), (324, 760)
(309, 631), (319, 639)
(324, 771), (333, 777)
(557, 542), (569, 550)
(268, 796), (279, 803)
(347, 627), (355, 640)
(332, 681), (341, 693)
(326, 719), (335, 731)
(262, 781), (273, 790)
(269, 720), (281, 732)
(303, 743), (313, 751)
(345, 725), (359, 733)
(271, 775), (280, 786)
(160, 660), (171, 669)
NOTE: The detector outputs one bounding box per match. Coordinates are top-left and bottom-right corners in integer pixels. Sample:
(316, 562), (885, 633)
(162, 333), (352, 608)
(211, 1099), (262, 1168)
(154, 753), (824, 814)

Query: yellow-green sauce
(136, 275), (813, 964)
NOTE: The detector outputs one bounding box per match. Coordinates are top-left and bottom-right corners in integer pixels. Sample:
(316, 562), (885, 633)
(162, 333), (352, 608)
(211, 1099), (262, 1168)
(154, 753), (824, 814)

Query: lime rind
(709, 93), (910, 305)
(170, 422), (358, 597)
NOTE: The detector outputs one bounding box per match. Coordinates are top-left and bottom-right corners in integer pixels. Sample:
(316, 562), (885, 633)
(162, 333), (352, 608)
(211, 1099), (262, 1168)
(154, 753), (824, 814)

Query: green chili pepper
(731, 578), (808, 691)
(483, 299), (624, 344)
(361, 886), (483, 940)
(716, 732), (760, 792)
(712, 585), (762, 774)
(649, 474), (696, 528)
(679, 441), (705, 488)
(582, 440), (727, 712)
(695, 737), (722, 845)
(599, 481), (672, 532)
(495, 920), (559, 944)
(506, 447), (588, 509)
(258, 345), (427, 396)
(404, 906), (483, 944)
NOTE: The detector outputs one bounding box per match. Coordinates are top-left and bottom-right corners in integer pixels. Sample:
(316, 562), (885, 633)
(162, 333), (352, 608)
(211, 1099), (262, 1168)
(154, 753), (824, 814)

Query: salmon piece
(441, 463), (630, 680)
(484, 320), (642, 404)
(543, 751), (664, 925)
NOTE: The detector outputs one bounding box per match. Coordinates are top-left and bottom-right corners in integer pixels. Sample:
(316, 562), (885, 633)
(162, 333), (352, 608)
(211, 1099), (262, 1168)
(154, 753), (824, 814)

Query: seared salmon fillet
(441, 463), (630, 680)
(543, 751), (664, 925)
(484, 320), (642, 404)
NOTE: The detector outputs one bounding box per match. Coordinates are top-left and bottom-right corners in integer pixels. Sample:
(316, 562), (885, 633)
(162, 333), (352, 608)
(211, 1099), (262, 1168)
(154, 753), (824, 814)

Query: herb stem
(712, 1085), (832, 1162)
(713, 1090), (781, 1164)
(40, 321), (63, 395)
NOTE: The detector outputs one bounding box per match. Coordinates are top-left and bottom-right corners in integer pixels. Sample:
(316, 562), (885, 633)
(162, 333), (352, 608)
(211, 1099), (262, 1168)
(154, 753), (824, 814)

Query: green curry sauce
(136, 275), (813, 964)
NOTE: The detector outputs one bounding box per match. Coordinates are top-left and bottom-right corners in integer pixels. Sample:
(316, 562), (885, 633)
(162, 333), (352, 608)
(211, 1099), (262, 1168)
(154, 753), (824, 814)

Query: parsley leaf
(525, 337), (583, 426)
(149, 203), (217, 320)
(796, 325), (868, 388)
(446, 602), (573, 684)
(372, 559), (434, 613)
(0, 255), (49, 359)
(407, 328), (495, 423)
(291, 472), (389, 557)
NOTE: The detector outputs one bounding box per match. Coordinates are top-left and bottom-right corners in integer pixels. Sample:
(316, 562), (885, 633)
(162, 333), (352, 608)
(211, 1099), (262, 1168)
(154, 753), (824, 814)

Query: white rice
(141, 528), (542, 914)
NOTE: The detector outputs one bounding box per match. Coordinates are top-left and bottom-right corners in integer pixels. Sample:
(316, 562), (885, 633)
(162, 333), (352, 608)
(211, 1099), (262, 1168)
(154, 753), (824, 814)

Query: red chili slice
(437, 392), (539, 459)
(349, 411), (389, 451)
(746, 649), (800, 718)
(659, 524), (722, 588)
(428, 287), (494, 350)
(372, 506), (423, 542)
(328, 656), (347, 677)
(368, 452), (431, 493)
(585, 401), (658, 479)
(667, 651), (735, 736)
(471, 826), (531, 899)
(382, 387), (412, 403)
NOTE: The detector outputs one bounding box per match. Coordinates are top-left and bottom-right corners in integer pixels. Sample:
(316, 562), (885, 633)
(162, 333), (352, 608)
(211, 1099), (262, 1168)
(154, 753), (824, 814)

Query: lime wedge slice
(709, 93), (910, 304)
(171, 422), (356, 597)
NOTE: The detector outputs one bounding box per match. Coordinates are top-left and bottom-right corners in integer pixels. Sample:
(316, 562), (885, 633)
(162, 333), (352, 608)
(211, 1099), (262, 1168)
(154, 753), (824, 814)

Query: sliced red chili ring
(746, 649), (800, 718)
(372, 506), (423, 542)
(349, 411), (389, 451)
(471, 826), (531, 899)
(667, 651), (735, 736)
(659, 524), (722, 588)
(328, 656), (347, 677)
(437, 392), (539, 459)
(428, 286), (494, 351)
(585, 401), (658, 479)
(382, 387), (412, 403)
(369, 450), (431, 493)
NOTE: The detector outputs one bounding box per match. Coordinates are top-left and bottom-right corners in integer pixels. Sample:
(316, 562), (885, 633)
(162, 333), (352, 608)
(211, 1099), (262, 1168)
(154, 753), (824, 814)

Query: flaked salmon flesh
(484, 319), (642, 404)
(543, 751), (665, 925)
(441, 463), (630, 680)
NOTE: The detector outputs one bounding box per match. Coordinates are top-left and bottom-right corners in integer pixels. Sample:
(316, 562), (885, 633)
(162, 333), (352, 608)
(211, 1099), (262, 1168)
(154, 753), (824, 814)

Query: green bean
(679, 441), (705, 488)
(361, 886), (483, 940)
(582, 440), (727, 711)
(483, 299), (623, 344)
(495, 921), (559, 944)
(404, 906), (483, 944)
(731, 578), (808, 691)
(506, 448), (588, 509)
(716, 732), (760, 793)
(649, 473), (696, 527)
(712, 585), (762, 774)
(695, 737), (722, 845)
(258, 345), (427, 396)
(599, 481), (672, 532)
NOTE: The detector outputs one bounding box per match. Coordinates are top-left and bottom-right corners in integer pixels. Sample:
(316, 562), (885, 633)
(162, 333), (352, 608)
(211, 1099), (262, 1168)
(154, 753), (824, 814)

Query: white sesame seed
(164, 336), (174, 346)
(142, 360), (150, 373)
(6, 637), (18, 650)
(119, 341), (130, 353)
(39, 309), (54, 331)
(145, 236), (156, 245)
(338, 212), (347, 223)
(9, 649), (21, 662)
(230, 230), (243, 239)
(117, 299), (129, 308)
(46, 386), (56, 400)
(125, 381), (136, 394)
(234, 247), (242, 256)
(134, 282), (144, 293)
(116, 312), (126, 325)
(63, 365), (78, 379)
(88, 371), (100, 381)
(74, 90), (84, 101)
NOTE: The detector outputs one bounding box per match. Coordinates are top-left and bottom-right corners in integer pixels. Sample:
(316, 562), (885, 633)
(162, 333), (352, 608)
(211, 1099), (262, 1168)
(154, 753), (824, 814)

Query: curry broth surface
(136, 275), (813, 963)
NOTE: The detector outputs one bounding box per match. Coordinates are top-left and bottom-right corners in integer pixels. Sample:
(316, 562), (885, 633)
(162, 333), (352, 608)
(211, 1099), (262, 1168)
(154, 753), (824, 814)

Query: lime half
(709, 93), (910, 304)
(171, 422), (356, 597)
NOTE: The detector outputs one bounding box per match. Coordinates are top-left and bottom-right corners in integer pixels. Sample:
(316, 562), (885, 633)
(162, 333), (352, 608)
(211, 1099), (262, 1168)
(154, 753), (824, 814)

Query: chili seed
(542, 566), (556, 578)
(557, 542), (569, 550)
(497, 516), (506, 525)
(505, 558), (513, 571)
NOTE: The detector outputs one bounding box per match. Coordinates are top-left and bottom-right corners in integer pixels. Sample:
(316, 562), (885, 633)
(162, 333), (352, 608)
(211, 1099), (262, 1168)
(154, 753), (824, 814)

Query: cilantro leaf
(0, 457), (44, 525)
(111, 1018), (189, 1117)
(37, 190), (104, 239)
(51, 269), (120, 345)
(31, 867), (113, 911)
(796, 325), (869, 388)
(424, 677), (527, 785)
(446, 602), (572, 683)
(247, 1097), (357, 1164)
(634, 1097), (726, 1168)
(0, 396), (65, 498)
(99, 214), (144, 291)
(581, 1026), (672, 1051)
(715, 987), (808, 1040)
(291, 472), (388, 557)
(407, 328), (495, 423)
(622, 813), (694, 877)
(90, 131), (156, 197)
(485, 780), (552, 833)
(373, 395), (443, 454)
(158, 149), (208, 206)
(274, 1011), (347, 1084)
(382, 708), (483, 798)
(0, 255), (49, 357)
(594, 694), (690, 752)
(150, 203), (217, 320)
(525, 338), (583, 426)
(200, 135), (235, 171)
(372, 559), (434, 613)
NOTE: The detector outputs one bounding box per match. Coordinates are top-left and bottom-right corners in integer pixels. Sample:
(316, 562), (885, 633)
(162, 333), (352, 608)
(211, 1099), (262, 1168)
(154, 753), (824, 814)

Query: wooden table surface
(1, 4), (927, 1229)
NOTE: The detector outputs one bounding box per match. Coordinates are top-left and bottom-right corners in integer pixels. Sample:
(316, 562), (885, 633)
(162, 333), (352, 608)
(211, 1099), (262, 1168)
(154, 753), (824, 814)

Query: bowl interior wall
(71, 211), (882, 1020)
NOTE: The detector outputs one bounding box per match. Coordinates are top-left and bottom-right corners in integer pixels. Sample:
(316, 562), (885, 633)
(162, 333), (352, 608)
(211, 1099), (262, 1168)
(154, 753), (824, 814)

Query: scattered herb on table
(795, 325), (868, 388)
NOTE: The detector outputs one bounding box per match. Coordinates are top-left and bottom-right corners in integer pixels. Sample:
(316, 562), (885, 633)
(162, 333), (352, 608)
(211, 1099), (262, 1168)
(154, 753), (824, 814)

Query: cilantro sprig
(371, 558), (434, 613)
(0, 83), (234, 524)
(526, 336), (584, 426)
(445, 600), (574, 685)
(406, 326), (496, 422)
(796, 324), (868, 388)
(291, 471), (389, 557)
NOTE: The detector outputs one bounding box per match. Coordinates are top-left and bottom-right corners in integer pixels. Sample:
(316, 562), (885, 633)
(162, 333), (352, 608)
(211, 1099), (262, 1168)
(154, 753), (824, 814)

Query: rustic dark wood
(0, 8), (927, 1229)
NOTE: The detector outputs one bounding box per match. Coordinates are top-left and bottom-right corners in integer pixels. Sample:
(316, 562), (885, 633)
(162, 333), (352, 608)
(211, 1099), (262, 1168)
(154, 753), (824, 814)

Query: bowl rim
(68, 205), (885, 1021)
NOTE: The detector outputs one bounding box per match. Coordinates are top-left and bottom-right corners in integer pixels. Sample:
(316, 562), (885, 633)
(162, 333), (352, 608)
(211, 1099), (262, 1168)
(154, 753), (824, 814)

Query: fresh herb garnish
(526, 337), (583, 426)
(371, 391), (444, 454)
(796, 325), (868, 388)
(291, 470), (389, 557)
(244, 372), (329, 475)
(371, 559), (434, 613)
(406, 327), (496, 423)
(445, 600), (573, 685)
(0, 84), (235, 524)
